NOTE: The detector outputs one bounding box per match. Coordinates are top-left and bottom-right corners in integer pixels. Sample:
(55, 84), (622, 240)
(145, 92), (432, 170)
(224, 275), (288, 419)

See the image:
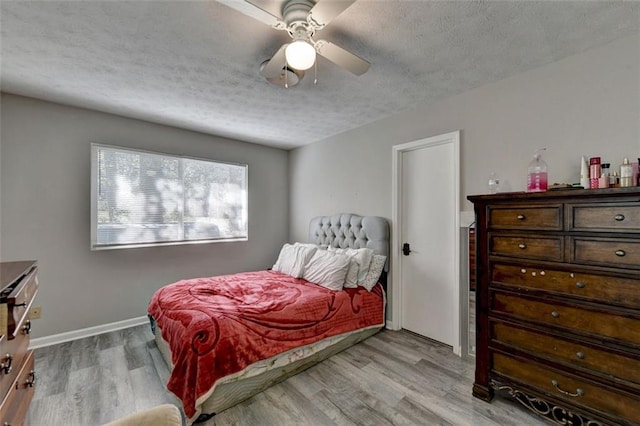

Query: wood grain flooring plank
(94, 346), (138, 423)
(70, 335), (99, 370)
(128, 364), (177, 412)
(348, 342), (451, 398)
(314, 389), (396, 426)
(27, 391), (75, 426)
(262, 380), (336, 426)
(33, 341), (73, 397)
(278, 385), (358, 426)
(283, 371), (326, 399)
(394, 395), (455, 426)
(324, 356), (404, 406)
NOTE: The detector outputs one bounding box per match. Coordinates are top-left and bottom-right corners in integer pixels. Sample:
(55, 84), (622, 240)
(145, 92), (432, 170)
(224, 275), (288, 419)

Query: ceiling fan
(218, 0), (370, 84)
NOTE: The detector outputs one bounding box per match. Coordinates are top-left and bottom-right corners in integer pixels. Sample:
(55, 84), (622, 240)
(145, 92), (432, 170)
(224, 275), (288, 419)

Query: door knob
(402, 243), (412, 256)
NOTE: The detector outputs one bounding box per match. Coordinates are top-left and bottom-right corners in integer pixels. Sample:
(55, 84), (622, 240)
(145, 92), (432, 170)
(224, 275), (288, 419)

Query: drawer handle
(25, 370), (36, 388)
(551, 311), (560, 318)
(576, 352), (586, 360)
(518, 243), (526, 249)
(1, 354), (13, 374)
(516, 214), (525, 221)
(22, 320), (31, 335)
(13, 302), (27, 308)
(551, 379), (584, 397)
(575, 281), (586, 289)
(614, 214), (625, 221)
(615, 250), (626, 257)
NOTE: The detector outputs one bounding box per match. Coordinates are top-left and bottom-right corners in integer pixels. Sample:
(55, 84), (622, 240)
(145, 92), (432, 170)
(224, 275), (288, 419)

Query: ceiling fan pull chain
(284, 56), (289, 89)
(314, 60), (318, 85)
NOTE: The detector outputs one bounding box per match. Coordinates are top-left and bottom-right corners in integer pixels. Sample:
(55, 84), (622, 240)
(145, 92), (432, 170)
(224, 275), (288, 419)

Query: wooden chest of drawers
(468, 188), (640, 426)
(0, 261), (38, 426)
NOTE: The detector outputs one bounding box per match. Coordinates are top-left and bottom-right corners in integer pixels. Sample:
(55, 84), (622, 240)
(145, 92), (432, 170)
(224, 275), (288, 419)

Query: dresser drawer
(492, 321), (640, 385)
(491, 263), (640, 309)
(489, 205), (562, 230)
(5, 267), (37, 340)
(568, 203), (640, 232)
(492, 352), (640, 424)
(492, 292), (640, 346)
(0, 323), (30, 404)
(571, 237), (640, 270)
(490, 235), (563, 261)
(0, 350), (35, 426)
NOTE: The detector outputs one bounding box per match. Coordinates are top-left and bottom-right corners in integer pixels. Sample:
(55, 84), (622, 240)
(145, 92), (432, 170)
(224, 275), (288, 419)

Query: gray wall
(0, 94), (289, 338)
(289, 35), (640, 316)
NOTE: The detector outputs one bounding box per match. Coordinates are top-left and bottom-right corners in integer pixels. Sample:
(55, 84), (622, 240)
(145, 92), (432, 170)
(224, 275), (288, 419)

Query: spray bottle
(526, 148), (548, 192)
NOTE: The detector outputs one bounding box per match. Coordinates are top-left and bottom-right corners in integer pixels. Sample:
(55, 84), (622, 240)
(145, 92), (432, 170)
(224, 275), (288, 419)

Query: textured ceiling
(1, 1), (638, 149)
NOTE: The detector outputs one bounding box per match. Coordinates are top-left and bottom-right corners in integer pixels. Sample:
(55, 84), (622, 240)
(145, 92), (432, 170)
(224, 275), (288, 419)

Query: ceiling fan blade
(315, 40), (370, 76)
(260, 44), (289, 78)
(217, 0), (285, 29)
(308, 0), (357, 27)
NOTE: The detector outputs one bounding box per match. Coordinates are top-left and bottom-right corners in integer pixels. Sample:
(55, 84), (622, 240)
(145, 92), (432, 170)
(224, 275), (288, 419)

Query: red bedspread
(147, 270), (384, 418)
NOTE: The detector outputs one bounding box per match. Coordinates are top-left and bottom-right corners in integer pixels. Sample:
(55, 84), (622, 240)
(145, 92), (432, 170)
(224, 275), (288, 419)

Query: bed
(148, 213), (389, 423)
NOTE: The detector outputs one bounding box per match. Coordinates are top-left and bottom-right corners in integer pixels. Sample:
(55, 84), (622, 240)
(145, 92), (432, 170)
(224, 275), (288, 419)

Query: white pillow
(302, 250), (351, 291)
(361, 254), (386, 291)
(326, 246), (358, 288)
(273, 243), (317, 278)
(294, 242), (325, 250)
(328, 247), (375, 286)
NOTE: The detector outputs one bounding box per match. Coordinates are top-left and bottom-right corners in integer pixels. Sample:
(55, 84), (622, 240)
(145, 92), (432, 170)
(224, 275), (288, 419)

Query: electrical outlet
(29, 306), (42, 319)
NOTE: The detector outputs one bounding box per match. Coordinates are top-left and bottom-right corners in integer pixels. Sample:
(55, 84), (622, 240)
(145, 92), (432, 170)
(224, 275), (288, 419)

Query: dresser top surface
(0, 261), (37, 291)
(468, 187), (640, 204)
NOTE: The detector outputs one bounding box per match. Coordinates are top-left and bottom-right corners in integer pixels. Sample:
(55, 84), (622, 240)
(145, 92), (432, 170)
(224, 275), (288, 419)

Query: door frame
(390, 130), (461, 355)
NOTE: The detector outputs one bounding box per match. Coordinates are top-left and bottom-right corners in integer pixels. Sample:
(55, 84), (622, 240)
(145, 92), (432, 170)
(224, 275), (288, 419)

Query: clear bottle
(612, 171), (620, 188)
(488, 172), (500, 194)
(526, 149), (548, 192)
(620, 157), (633, 187)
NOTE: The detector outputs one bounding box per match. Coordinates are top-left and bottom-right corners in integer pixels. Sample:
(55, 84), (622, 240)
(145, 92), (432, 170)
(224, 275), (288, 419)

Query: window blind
(91, 144), (248, 250)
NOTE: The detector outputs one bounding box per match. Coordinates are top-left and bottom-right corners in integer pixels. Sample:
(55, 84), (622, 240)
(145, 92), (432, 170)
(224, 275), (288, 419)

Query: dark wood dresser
(0, 261), (38, 425)
(468, 188), (640, 425)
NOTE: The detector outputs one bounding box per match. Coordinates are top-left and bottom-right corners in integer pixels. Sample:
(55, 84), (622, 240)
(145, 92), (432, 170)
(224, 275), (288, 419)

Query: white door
(397, 134), (459, 348)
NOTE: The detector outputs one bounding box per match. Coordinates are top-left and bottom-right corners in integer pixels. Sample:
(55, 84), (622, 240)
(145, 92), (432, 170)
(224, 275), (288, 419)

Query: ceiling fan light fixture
(285, 40), (316, 70)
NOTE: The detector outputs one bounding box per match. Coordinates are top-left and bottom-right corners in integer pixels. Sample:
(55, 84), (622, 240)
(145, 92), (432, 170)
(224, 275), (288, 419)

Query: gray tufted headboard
(308, 213), (390, 272)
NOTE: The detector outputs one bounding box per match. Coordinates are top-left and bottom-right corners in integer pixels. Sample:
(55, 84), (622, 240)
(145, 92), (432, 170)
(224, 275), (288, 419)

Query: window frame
(90, 143), (248, 251)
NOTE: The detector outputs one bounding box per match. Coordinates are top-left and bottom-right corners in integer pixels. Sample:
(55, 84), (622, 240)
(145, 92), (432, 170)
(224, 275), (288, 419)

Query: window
(91, 144), (248, 250)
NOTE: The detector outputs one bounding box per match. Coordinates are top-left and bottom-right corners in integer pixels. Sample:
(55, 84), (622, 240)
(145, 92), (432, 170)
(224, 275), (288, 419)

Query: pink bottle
(526, 149), (548, 192)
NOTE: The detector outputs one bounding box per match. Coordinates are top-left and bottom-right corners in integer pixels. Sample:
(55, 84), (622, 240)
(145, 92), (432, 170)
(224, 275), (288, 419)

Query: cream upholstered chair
(103, 404), (183, 426)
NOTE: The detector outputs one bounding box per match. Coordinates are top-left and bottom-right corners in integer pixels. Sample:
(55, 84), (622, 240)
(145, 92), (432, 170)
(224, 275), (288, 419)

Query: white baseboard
(385, 320), (398, 330)
(29, 316), (149, 349)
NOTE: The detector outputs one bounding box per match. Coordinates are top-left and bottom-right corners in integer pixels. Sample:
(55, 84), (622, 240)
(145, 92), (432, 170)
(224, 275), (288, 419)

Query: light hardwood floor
(28, 325), (546, 426)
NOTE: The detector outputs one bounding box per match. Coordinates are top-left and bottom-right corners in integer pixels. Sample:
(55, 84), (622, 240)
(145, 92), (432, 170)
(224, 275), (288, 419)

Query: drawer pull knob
(576, 281), (586, 289)
(25, 370), (36, 388)
(551, 380), (584, 397)
(518, 243), (526, 249)
(517, 214), (525, 221)
(551, 311), (560, 318)
(614, 214), (625, 221)
(0, 354), (13, 374)
(22, 320), (31, 335)
(576, 352), (586, 360)
(615, 250), (626, 257)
